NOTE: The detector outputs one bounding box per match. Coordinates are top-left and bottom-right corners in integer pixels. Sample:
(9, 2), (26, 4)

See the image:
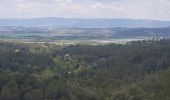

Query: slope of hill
(0, 39), (170, 99)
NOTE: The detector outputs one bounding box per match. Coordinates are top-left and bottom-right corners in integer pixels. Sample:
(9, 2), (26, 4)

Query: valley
(0, 26), (168, 45)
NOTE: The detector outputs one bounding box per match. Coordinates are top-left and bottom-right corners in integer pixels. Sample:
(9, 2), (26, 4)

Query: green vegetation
(0, 39), (170, 100)
(0, 27), (169, 43)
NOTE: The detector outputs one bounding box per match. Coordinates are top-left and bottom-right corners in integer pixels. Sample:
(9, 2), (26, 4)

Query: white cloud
(0, 0), (169, 20)
(92, 3), (105, 9)
(55, 0), (72, 3)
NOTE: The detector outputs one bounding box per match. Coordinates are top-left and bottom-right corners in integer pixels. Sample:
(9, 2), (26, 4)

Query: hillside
(0, 39), (170, 99)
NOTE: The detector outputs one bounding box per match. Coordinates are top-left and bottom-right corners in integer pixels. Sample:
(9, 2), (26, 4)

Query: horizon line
(0, 17), (169, 22)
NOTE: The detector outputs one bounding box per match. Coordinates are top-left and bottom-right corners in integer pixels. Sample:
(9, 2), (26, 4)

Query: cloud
(92, 3), (105, 9)
(0, 0), (170, 20)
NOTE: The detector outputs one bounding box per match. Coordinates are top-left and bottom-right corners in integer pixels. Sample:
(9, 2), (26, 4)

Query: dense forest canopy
(0, 39), (170, 100)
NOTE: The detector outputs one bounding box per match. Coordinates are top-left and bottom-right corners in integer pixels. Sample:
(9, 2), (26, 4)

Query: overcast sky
(0, 0), (170, 20)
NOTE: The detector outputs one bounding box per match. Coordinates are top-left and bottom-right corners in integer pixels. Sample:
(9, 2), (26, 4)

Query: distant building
(64, 53), (71, 60)
(14, 49), (20, 53)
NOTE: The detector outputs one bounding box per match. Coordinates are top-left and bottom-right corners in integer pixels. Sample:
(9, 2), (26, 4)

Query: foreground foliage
(0, 39), (170, 100)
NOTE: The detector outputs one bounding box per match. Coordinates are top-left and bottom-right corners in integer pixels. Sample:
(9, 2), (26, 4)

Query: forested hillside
(1, 39), (170, 100)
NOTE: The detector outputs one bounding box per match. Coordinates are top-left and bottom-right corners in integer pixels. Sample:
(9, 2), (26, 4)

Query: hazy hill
(0, 17), (170, 28)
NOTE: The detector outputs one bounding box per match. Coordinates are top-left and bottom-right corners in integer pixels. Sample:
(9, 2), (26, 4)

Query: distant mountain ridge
(0, 17), (170, 28)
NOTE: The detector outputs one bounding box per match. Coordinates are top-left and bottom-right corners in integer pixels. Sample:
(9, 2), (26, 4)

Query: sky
(0, 0), (170, 20)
